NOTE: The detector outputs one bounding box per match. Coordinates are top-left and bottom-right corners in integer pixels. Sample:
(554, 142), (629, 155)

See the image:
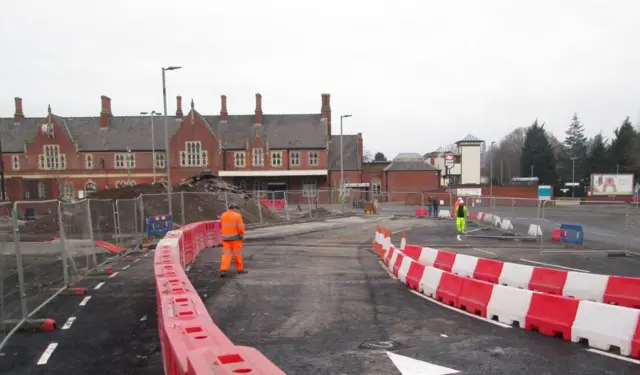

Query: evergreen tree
(608, 117), (637, 174)
(558, 113), (588, 182)
(520, 119), (557, 184)
(584, 133), (609, 177)
(374, 152), (387, 162)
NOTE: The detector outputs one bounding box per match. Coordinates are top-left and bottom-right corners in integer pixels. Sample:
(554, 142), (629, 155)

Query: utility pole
(530, 164), (534, 177)
(161, 65), (182, 216)
(0, 133), (5, 200)
(571, 156), (577, 198)
(127, 147), (132, 185)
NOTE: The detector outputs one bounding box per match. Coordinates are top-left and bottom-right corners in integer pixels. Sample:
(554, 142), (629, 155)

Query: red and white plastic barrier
(155, 220), (285, 375)
(382, 245), (640, 358)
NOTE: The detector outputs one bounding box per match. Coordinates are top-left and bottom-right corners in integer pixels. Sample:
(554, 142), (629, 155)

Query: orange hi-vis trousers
(220, 240), (244, 272)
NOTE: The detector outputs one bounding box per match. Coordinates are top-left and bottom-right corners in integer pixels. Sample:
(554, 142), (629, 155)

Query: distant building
(424, 134), (484, 186)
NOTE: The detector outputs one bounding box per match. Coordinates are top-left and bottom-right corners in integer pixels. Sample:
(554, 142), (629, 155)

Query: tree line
(484, 114), (640, 187)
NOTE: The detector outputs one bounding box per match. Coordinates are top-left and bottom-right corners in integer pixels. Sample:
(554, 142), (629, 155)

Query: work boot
(220, 271), (227, 278)
(237, 270), (248, 275)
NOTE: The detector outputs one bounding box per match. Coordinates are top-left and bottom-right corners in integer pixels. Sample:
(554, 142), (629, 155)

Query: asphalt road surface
(200, 216), (639, 374)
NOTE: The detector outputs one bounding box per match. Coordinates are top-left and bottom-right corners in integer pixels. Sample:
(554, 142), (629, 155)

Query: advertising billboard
(590, 173), (635, 196)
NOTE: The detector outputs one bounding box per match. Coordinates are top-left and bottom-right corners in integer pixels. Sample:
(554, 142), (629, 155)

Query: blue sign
(538, 185), (552, 200)
(146, 215), (173, 236)
(560, 224), (584, 246)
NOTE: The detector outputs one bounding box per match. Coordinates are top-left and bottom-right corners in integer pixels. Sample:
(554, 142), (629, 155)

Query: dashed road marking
(61, 316), (76, 330)
(144, 252), (150, 257)
(94, 282), (106, 290)
(392, 228), (412, 234)
(109, 271), (120, 278)
(37, 342), (58, 365)
(79, 296), (91, 306)
(123, 265), (131, 270)
(134, 258), (140, 263)
(586, 348), (640, 364)
(472, 248), (497, 255)
(591, 231), (615, 237)
(519, 258), (591, 273)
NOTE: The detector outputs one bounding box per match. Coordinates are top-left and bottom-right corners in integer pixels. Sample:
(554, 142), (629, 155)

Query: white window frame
(85, 154), (93, 169)
(252, 148), (264, 167)
(271, 151), (283, 167)
(234, 152), (246, 168)
(11, 155), (19, 170)
(62, 181), (74, 199)
(180, 141), (208, 167)
(38, 145), (66, 170)
(372, 179), (382, 195)
(309, 151), (319, 166)
(155, 153), (166, 168)
(290, 151), (300, 166)
(38, 181), (47, 199)
(85, 181), (98, 193)
(302, 179), (317, 197)
(114, 154), (126, 169)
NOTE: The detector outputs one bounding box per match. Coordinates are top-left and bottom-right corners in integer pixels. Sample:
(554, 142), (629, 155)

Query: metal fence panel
(0, 202), (14, 340)
(139, 193), (184, 227)
(59, 200), (97, 275)
(88, 199), (119, 265)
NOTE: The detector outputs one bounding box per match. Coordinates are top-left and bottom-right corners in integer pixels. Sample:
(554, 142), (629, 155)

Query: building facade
(424, 134), (484, 187)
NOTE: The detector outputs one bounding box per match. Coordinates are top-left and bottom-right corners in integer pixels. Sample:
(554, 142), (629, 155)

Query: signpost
(444, 152), (454, 187)
(146, 214), (173, 237)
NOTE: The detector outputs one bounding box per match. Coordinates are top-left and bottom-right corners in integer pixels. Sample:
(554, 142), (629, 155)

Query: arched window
(116, 181), (125, 188)
(85, 181), (98, 193)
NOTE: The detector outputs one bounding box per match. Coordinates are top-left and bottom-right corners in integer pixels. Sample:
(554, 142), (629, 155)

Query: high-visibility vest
(220, 210), (245, 241)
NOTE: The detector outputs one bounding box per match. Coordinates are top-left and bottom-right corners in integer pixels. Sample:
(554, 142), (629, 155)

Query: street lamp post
(490, 141), (496, 196)
(530, 164), (534, 177)
(140, 111), (162, 183)
(340, 114), (352, 196)
(570, 156), (577, 198)
(126, 147), (132, 185)
(162, 66), (182, 216)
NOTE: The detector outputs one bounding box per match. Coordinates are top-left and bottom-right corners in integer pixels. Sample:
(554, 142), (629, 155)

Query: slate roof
(384, 153), (439, 172)
(456, 133), (483, 143)
(328, 135), (360, 171)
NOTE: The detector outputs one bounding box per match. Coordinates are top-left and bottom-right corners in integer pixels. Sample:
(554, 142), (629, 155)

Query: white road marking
(140, 314), (147, 322)
(109, 271), (120, 278)
(79, 296), (91, 306)
(456, 235), (461, 241)
(392, 227), (412, 234)
(122, 265), (131, 270)
(408, 289), (512, 329)
(144, 252), (150, 257)
(378, 261), (398, 280)
(387, 351), (459, 374)
(94, 282), (105, 290)
(591, 231), (615, 237)
(61, 316), (76, 330)
(134, 258), (140, 263)
(440, 334), (448, 338)
(37, 343), (58, 365)
(519, 259), (591, 273)
(472, 248), (497, 255)
(586, 348), (640, 364)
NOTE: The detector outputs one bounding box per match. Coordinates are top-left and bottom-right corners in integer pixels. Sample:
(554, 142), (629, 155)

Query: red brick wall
(386, 170), (440, 202)
(169, 113), (221, 182)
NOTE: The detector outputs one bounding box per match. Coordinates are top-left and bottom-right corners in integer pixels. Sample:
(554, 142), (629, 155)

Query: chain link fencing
(0, 202), (14, 341)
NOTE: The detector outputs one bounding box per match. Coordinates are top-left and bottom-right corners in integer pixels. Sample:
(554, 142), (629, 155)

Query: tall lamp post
(126, 147), (132, 185)
(570, 156), (577, 198)
(162, 66), (182, 216)
(140, 110), (162, 183)
(340, 114), (352, 195)
(489, 141), (496, 196)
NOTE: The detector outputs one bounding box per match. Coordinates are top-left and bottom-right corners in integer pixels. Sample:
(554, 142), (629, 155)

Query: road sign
(146, 215), (173, 236)
(560, 223), (584, 246)
(444, 152), (454, 169)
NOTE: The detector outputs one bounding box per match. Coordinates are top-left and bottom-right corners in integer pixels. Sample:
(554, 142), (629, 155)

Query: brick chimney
(13, 97), (24, 122)
(321, 93), (331, 135)
(100, 95), (112, 129)
(176, 96), (183, 118)
(254, 93), (262, 124)
(220, 95), (228, 121)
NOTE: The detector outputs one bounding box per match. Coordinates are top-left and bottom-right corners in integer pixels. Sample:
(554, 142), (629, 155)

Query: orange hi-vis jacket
(220, 210), (245, 241)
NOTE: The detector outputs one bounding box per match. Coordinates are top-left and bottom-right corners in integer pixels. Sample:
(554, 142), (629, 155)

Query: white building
(424, 134), (484, 187)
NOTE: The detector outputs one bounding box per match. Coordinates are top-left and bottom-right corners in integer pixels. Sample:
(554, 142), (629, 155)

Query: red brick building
(0, 94), (439, 202)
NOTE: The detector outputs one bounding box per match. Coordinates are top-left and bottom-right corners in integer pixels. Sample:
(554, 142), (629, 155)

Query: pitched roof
(384, 153), (438, 172)
(328, 135), (360, 171)
(456, 133), (483, 143)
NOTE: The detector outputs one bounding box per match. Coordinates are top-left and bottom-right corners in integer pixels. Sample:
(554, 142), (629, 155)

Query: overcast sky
(1, 0), (639, 158)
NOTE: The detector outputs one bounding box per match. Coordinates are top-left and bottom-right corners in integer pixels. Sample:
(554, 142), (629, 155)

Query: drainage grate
(359, 340), (401, 350)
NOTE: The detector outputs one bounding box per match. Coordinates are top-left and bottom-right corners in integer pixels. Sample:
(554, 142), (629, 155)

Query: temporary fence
(154, 220), (285, 374)
(0, 202), (14, 341)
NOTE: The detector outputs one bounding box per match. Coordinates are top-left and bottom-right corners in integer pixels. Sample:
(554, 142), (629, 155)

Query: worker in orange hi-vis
(219, 203), (247, 277)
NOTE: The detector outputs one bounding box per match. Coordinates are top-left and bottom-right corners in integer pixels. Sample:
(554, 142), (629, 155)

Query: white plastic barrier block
(400, 236), (406, 250)
(397, 257), (413, 283)
(483, 213), (494, 223)
(500, 219), (514, 231)
(487, 284), (533, 327)
(527, 224), (543, 237)
(375, 231), (382, 245)
(562, 272), (609, 302)
(451, 254), (479, 277)
(498, 262), (534, 289)
(571, 300), (640, 356)
(419, 266), (444, 297)
(494, 216), (502, 227)
(438, 210), (451, 219)
(388, 247), (401, 270)
(418, 247), (439, 267)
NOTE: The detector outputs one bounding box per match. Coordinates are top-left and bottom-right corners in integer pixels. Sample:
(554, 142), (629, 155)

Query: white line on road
(392, 228), (412, 234)
(79, 296), (91, 306)
(590, 231), (615, 237)
(122, 265), (131, 270)
(408, 289), (512, 329)
(456, 235), (461, 241)
(519, 259), (591, 273)
(61, 316), (76, 330)
(586, 348), (640, 364)
(37, 343), (58, 365)
(134, 258), (140, 263)
(144, 252), (150, 257)
(472, 248), (497, 255)
(94, 282), (105, 290)
(378, 261), (398, 280)
(109, 272), (120, 278)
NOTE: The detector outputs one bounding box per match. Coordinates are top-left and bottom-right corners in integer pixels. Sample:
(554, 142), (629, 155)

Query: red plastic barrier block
(392, 253), (405, 277)
(529, 267), (568, 295)
(435, 272), (464, 306)
(433, 251), (457, 272)
(632, 315), (640, 358)
(415, 208), (425, 217)
(403, 245), (423, 261)
(406, 261), (426, 291)
(469, 211), (478, 220)
(473, 258), (504, 284)
(604, 276), (640, 309)
(525, 293), (580, 340)
(551, 228), (562, 242)
(457, 277), (495, 317)
(188, 346), (287, 375)
(385, 247), (396, 266)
